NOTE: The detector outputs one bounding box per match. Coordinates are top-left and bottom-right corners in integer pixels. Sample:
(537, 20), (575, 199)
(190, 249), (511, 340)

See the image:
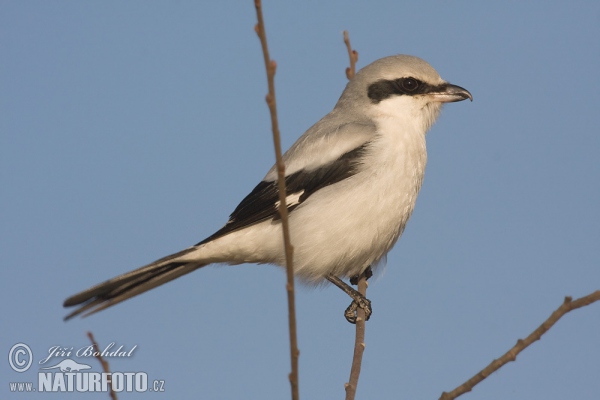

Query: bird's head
(336, 55), (472, 133)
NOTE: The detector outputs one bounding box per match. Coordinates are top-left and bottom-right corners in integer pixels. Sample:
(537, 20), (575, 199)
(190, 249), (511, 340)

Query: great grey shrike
(64, 55), (472, 322)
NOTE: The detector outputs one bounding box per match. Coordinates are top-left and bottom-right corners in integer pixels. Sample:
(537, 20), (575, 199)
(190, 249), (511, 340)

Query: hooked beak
(429, 83), (473, 103)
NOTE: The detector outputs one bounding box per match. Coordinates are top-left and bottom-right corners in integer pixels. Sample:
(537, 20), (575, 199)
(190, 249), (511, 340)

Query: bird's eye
(401, 78), (419, 91)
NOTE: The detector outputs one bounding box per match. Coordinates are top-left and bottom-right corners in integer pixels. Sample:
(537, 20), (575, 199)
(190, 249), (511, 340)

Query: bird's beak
(429, 83), (473, 103)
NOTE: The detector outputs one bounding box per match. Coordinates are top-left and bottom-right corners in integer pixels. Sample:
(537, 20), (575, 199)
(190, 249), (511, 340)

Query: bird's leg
(346, 266), (373, 323)
(326, 270), (372, 324)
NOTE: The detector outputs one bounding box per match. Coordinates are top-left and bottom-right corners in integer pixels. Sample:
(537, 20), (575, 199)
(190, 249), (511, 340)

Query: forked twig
(253, 1), (299, 400)
(440, 290), (600, 400)
(87, 332), (117, 400)
(343, 31), (359, 80)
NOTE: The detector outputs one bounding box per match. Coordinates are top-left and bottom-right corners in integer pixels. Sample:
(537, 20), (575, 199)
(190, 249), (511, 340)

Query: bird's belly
(289, 162), (424, 281)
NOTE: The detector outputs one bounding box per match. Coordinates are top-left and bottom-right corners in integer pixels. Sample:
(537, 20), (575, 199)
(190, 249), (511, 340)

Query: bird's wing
(198, 121), (376, 245)
(267, 119), (376, 179)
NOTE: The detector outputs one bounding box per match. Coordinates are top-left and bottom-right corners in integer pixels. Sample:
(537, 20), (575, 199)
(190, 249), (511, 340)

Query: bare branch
(345, 272), (368, 400)
(253, 1), (299, 399)
(341, 30), (366, 400)
(343, 31), (359, 80)
(87, 332), (117, 400)
(440, 290), (600, 400)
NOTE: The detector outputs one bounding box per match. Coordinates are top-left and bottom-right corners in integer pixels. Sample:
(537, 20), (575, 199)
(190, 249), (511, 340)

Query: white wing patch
(275, 190), (305, 210)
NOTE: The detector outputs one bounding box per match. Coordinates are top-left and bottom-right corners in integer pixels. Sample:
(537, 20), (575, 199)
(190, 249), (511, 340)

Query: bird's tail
(63, 247), (207, 320)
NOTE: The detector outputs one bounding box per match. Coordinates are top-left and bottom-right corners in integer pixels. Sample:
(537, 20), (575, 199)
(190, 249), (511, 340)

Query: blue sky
(2, 1), (599, 399)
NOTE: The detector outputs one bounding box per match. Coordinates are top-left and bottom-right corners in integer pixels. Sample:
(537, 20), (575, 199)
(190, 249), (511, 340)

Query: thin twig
(253, 2), (299, 400)
(87, 332), (117, 400)
(440, 290), (600, 400)
(345, 272), (368, 400)
(342, 30), (365, 400)
(343, 31), (359, 80)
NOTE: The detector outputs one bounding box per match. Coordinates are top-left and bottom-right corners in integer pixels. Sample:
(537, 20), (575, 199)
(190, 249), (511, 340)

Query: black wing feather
(197, 142), (369, 245)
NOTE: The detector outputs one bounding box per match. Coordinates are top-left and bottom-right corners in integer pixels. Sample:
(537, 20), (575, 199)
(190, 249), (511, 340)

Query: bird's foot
(344, 295), (372, 324)
(326, 269), (373, 324)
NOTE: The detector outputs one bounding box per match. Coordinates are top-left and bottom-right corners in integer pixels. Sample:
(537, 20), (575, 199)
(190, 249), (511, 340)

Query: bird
(64, 54), (472, 323)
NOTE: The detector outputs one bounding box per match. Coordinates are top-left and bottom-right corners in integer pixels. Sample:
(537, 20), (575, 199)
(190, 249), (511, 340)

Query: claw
(344, 301), (358, 323)
(344, 296), (372, 324)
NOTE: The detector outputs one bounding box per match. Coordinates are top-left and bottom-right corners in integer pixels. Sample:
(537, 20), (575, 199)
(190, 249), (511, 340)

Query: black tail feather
(63, 247), (205, 320)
